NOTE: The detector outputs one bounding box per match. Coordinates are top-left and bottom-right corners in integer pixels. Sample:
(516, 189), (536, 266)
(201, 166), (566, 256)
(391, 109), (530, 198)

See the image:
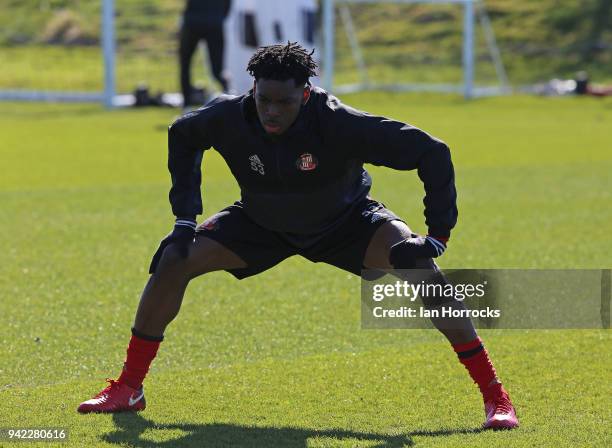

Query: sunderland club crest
(296, 153), (318, 171)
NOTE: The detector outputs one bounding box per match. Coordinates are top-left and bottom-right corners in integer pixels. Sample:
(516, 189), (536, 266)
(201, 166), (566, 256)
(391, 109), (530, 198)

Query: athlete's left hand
(148, 219), (197, 274)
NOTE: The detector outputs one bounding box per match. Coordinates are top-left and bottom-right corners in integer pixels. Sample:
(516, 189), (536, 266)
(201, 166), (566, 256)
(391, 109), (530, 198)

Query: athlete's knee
(155, 243), (192, 277)
(389, 237), (420, 269)
(389, 252), (451, 308)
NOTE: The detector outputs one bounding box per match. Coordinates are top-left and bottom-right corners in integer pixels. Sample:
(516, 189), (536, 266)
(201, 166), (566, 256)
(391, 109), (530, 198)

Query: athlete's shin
(117, 328), (163, 389)
(390, 256), (477, 344)
(427, 300), (478, 344)
(452, 336), (501, 398)
(134, 270), (190, 336)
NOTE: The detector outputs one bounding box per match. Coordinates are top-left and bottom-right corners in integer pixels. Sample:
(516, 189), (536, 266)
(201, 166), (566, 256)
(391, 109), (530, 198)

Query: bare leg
(363, 221), (519, 429)
(76, 235), (249, 412)
(133, 236), (246, 336)
(363, 220), (477, 344)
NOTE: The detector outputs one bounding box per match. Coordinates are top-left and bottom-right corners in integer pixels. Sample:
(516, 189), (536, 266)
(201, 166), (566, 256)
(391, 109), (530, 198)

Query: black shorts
(195, 197), (402, 279)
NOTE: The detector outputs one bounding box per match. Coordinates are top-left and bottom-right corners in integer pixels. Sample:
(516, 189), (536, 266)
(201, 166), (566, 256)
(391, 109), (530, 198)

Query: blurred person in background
(179, 0), (231, 107)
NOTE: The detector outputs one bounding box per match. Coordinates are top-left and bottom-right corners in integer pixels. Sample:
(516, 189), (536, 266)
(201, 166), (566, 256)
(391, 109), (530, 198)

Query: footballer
(78, 42), (518, 430)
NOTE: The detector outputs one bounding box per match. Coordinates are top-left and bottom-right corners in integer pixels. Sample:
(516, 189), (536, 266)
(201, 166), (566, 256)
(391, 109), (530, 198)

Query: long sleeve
(322, 96), (458, 238)
(167, 107), (217, 219)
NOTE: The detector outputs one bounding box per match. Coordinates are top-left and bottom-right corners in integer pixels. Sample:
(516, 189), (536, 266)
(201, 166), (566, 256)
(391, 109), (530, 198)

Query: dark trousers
(179, 22), (228, 106)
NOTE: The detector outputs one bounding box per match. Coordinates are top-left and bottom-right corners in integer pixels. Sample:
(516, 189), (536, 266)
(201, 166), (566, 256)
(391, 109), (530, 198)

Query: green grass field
(0, 94), (611, 447)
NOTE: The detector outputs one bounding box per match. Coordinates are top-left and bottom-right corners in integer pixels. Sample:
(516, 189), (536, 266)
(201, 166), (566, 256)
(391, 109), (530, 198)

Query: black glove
(389, 234), (448, 267)
(148, 218), (197, 274)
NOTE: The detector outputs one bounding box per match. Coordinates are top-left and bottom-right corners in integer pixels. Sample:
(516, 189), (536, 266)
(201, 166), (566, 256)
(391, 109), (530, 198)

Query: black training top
(167, 87), (458, 238)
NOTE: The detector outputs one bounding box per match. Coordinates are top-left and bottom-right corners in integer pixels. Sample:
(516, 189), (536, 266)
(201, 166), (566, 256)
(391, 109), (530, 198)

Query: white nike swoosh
(128, 390), (144, 406)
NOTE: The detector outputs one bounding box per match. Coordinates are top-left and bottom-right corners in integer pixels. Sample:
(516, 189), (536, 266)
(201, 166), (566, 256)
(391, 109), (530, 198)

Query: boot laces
(493, 392), (513, 415)
(94, 378), (121, 399)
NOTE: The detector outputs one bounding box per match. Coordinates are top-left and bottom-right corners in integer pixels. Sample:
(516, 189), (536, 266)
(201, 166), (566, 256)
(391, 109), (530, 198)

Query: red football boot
(77, 379), (145, 413)
(483, 384), (519, 429)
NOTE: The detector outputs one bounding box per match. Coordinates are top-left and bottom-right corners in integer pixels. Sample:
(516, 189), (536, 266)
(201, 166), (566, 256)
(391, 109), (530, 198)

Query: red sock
(452, 337), (500, 400)
(117, 333), (161, 389)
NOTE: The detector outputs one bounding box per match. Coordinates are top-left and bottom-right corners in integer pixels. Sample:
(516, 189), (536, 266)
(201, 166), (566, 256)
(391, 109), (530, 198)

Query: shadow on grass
(102, 413), (484, 447)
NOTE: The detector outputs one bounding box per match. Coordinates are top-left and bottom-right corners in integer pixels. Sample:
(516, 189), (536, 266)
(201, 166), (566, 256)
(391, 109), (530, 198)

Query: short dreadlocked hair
(247, 42), (318, 86)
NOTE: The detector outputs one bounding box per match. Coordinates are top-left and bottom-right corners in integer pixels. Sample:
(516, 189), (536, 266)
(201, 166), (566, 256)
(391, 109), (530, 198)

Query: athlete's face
(254, 78), (309, 136)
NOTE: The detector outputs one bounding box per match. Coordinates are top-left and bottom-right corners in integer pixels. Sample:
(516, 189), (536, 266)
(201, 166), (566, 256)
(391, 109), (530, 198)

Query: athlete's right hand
(148, 218), (197, 274)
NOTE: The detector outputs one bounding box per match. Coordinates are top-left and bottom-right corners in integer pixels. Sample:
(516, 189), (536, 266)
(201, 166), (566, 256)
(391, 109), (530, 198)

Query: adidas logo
(249, 154), (265, 175)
